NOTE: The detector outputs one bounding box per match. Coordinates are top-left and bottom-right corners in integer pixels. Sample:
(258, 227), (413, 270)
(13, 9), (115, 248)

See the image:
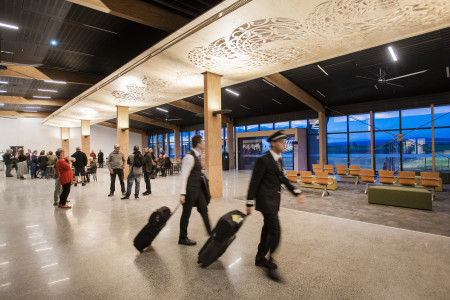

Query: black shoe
(74, 183), (77, 187)
(135, 195), (139, 199)
(108, 193), (114, 197)
(178, 238), (197, 246)
(267, 268), (282, 282)
(82, 183), (86, 186)
(121, 196), (129, 200)
(142, 192), (150, 196)
(255, 258), (278, 270)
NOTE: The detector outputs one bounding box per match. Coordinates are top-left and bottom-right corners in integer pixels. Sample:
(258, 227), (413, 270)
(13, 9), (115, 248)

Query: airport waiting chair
(398, 171), (416, 187)
(348, 165), (361, 184)
(360, 169), (376, 194)
(336, 165), (348, 175)
(312, 164), (323, 174)
(420, 172), (440, 200)
(324, 165), (334, 175)
(378, 171), (395, 185)
(299, 171), (314, 184)
(315, 171), (331, 197)
(285, 170), (298, 183)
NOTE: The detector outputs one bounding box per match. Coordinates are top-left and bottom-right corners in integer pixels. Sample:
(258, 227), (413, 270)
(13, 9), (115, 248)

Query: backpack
(133, 153), (144, 167)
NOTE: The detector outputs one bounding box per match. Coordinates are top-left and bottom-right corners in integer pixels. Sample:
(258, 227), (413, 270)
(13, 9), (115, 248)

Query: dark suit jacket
(247, 151), (300, 214)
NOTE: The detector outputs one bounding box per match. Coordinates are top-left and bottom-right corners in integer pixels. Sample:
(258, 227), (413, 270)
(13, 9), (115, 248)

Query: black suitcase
(197, 210), (246, 268)
(134, 205), (179, 252)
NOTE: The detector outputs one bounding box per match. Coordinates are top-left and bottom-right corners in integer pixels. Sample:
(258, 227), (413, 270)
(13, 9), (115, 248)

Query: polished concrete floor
(1, 169), (449, 299)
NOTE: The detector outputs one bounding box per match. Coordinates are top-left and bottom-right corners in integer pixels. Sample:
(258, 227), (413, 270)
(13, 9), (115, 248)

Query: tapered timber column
(81, 120), (90, 157)
(227, 122), (235, 170)
(61, 127), (70, 156)
(370, 111), (375, 170)
(141, 133), (148, 150)
(431, 104), (435, 172)
(117, 106), (129, 177)
(319, 111), (327, 166)
(174, 129), (181, 161)
(204, 72), (223, 198)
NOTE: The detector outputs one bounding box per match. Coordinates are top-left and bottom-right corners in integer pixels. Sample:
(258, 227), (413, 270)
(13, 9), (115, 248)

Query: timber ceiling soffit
(43, 0), (450, 127)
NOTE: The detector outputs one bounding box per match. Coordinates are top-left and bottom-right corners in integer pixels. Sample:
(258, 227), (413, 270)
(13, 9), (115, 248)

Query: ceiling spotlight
(156, 107), (168, 113)
(25, 106), (41, 109)
(50, 40), (58, 46)
(0, 90), (7, 93)
(225, 88), (239, 96)
(0, 103), (5, 106)
(0, 22), (19, 30)
(446, 66), (449, 78)
(0, 81), (8, 84)
(44, 80), (66, 84)
(388, 46), (398, 62)
(317, 65), (329, 76)
(262, 79), (275, 87)
(33, 96), (51, 99)
(316, 90), (326, 98)
(37, 89), (58, 93)
(23, 110), (38, 113)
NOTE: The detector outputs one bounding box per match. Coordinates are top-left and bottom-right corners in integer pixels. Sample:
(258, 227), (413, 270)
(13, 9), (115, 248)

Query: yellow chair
(398, 171), (416, 186)
(378, 171), (395, 185)
(324, 165), (334, 175)
(360, 169), (376, 194)
(315, 171), (331, 197)
(285, 170), (298, 183)
(336, 165), (348, 175)
(348, 165), (361, 184)
(420, 172), (440, 200)
(312, 164), (323, 174)
(299, 171), (314, 184)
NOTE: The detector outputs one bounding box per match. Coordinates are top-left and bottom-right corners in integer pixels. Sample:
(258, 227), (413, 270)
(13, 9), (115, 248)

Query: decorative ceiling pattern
(42, 0), (450, 127)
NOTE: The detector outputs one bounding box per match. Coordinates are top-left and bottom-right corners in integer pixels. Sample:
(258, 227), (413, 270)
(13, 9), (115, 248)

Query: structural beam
(0, 67), (103, 85)
(370, 111), (375, 170)
(97, 121), (145, 134)
(66, 0), (189, 32)
(174, 128), (181, 161)
(0, 111), (51, 118)
(61, 127), (70, 156)
(81, 120), (91, 157)
(318, 111), (327, 166)
(263, 73), (325, 113)
(226, 122), (235, 170)
(168, 99), (233, 124)
(129, 113), (179, 131)
(0, 96), (69, 106)
(431, 104), (435, 172)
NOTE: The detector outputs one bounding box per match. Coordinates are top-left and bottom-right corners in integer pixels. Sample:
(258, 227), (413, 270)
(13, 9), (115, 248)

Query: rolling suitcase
(134, 204), (180, 252)
(197, 210), (246, 268)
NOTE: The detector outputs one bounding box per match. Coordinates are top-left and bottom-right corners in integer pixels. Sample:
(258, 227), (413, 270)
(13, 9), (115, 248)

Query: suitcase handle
(171, 203), (181, 216)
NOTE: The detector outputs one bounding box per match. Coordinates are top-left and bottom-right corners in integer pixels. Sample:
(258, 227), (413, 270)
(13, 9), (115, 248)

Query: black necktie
(277, 158), (283, 172)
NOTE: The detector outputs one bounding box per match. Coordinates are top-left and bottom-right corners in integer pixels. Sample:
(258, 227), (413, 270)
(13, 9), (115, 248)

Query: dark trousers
(256, 213), (281, 261)
(30, 163), (37, 178)
(110, 169), (125, 194)
(143, 171), (152, 193)
(86, 170), (95, 181)
(59, 183), (71, 206)
(98, 161), (103, 168)
(179, 187), (211, 239)
(5, 164), (12, 176)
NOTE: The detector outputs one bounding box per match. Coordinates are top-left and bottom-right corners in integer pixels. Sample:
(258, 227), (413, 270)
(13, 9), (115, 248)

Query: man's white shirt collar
(191, 148), (200, 157)
(269, 149), (282, 162)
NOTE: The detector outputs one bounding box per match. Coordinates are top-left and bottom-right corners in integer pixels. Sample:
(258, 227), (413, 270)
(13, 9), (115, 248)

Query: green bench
(368, 186), (432, 210)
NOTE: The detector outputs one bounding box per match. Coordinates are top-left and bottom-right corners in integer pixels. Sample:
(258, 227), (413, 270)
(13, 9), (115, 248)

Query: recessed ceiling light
(0, 81), (8, 84)
(225, 88), (239, 96)
(317, 65), (329, 76)
(316, 90), (326, 98)
(44, 80), (66, 84)
(156, 107), (168, 113)
(82, 24), (117, 34)
(240, 104), (250, 110)
(0, 103), (5, 106)
(446, 67), (449, 78)
(37, 89), (58, 93)
(23, 110), (38, 113)
(1, 50), (14, 55)
(50, 39), (58, 46)
(388, 46), (398, 62)
(25, 106), (41, 109)
(197, 95), (204, 100)
(33, 96), (51, 99)
(262, 79), (275, 87)
(0, 90), (7, 93)
(0, 22), (19, 30)
(271, 98), (282, 104)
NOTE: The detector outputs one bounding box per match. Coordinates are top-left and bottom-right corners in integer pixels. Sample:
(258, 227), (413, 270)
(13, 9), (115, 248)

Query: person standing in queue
(56, 149), (74, 209)
(246, 130), (306, 282)
(142, 147), (153, 196)
(108, 144), (126, 197)
(178, 135), (212, 246)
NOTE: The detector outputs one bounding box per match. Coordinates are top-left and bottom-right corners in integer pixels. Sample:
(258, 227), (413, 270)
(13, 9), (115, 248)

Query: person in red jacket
(56, 149), (74, 209)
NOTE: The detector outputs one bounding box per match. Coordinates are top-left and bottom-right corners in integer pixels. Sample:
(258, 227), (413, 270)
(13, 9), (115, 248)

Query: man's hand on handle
(246, 206), (252, 216)
(180, 195), (185, 205)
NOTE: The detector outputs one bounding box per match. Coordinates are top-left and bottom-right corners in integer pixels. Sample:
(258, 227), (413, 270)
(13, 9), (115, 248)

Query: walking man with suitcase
(178, 135), (212, 246)
(246, 130), (306, 282)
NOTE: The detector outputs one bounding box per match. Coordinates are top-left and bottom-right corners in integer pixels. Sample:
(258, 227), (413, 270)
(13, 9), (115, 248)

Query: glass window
(375, 131), (400, 171)
(260, 123), (274, 131)
(182, 142), (189, 158)
(169, 133), (174, 143)
(435, 127), (450, 172)
(374, 111), (399, 130)
(349, 114), (370, 132)
(235, 126), (245, 133)
(434, 105), (450, 128)
(402, 129), (432, 172)
(349, 132), (371, 169)
(327, 116), (347, 133)
(274, 121), (289, 130)
(401, 107), (431, 129)
(169, 143), (175, 159)
(246, 125), (258, 132)
(308, 134), (319, 170)
(182, 131), (189, 141)
(327, 133), (348, 166)
(291, 120), (307, 128)
(189, 131), (195, 139)
(308, 119), (319, 134)
(197, 130), (205, 139)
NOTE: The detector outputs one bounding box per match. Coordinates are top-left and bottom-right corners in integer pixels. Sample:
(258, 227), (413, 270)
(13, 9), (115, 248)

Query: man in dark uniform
(178, 135), (212, 246)
(246, 130), (306, 281)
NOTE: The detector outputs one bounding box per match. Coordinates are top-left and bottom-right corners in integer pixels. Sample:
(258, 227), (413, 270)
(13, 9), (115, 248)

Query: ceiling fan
(154, 113), (183, 122)
(355, 68), (428, 89)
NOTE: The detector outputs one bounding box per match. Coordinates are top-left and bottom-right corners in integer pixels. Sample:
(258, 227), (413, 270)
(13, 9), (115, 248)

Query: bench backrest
(315, 171), (329, 185)
(349, 165), (361, 176)
(420, 172), (440, 187)
(336, 165), (347, 175)
(360, 169), (375, 183)
(299, 171), (314, 184)
(378, 171), (394, 184)
(398, 171), (416, 186)
(285, 170), (298, 183)
(324, 165), (334, 174)
(312, 164), (323, 174)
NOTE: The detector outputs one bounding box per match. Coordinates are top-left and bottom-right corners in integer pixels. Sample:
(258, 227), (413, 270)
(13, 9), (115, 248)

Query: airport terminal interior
(0, 0), (449, 299)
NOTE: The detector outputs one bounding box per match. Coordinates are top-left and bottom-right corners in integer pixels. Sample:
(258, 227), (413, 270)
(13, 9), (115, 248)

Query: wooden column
(370, 111), (375, 170)
(117, 106), (129, 177)
(204, 72), (223, 198)
(166, 133), (170, 157)
(318, 111), (327, 166)
(226, 122), (235, 170)
(61, 127), (70, 156)
(431, 104), (435, 172)
(174, 129), (181, 161)
(81, 120), (90, 157)
(141, 133), (148, 150)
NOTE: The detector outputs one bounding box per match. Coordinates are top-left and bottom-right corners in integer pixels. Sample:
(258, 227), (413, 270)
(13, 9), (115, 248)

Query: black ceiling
(142, 0), (223, 19)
